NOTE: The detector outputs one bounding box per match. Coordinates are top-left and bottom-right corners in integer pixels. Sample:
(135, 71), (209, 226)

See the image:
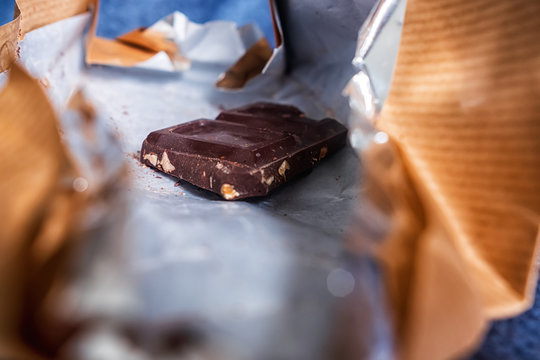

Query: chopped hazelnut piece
(278, 160), (290, 179)
(221, 183), (240, 200)
(143, 153), (158, 166)
(161, 151), (175, 173)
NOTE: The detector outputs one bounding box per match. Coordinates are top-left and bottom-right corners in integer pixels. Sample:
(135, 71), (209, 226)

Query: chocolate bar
(140, 103), (347, 200)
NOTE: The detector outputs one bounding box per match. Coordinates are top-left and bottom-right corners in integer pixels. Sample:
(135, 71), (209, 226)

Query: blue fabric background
(0, 0), (274, 45)
(0, 0), (15, 26)
(0, 0), (275, 45)
(1, 1), (539, 359)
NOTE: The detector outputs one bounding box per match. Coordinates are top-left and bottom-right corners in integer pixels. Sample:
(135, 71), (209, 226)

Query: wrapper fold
(0, 3), (130, 358)
(355, 0), (540, 359)
(0, 62), (86, 359)
(0, 2), (94, 356)
(0, 0), (91, 73)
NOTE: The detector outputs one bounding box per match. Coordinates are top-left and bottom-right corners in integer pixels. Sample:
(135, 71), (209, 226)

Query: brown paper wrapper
(0, 2), (99, 358)
(0, 62), (87, 359)
(217, 1), (277, 89)
(85, 1), (185, 69)
(354, 0), (540, 359)
(86, 28), (183, 68)
(86, 35), (159, 67)
(0, 0), (91, 73)
(216, 37), (273, 89)
(16, 0), (89, 35)
(117, 28), (178, 57)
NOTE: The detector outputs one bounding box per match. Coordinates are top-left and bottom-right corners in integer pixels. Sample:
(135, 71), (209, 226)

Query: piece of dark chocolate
(140, 103), (347, 200)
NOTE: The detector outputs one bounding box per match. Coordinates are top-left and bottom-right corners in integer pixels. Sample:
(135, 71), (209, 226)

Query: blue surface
(97, 0), (275, 46)
(0, 0), (275, 45)
(0, 0), (15, 26)
(472, 282), (540, 360)
(0, 0), (539, 358)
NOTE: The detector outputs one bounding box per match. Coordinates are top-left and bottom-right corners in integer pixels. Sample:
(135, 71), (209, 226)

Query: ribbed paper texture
(373, 0), (540, 359)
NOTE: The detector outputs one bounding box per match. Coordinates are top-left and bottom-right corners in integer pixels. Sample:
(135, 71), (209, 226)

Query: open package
(1, 0), (540, 360)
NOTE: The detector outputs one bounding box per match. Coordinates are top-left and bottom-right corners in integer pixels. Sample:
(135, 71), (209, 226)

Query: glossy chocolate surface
(141, 103), (348, 200)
